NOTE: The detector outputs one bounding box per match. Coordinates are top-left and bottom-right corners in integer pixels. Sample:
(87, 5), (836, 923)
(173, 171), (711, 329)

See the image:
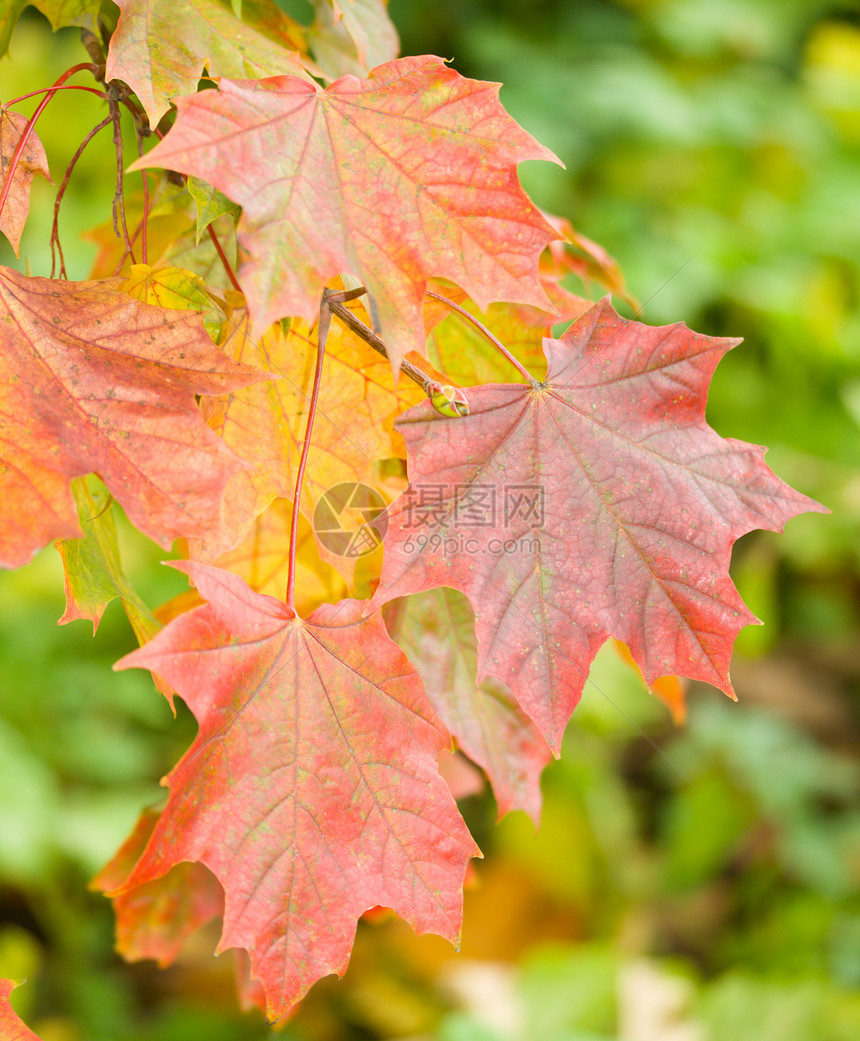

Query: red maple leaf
(0, 269), (263, 569)
(371, 299), (826, 749)
(0, 980), (43, 1041)
(132, 56), (560, 364)
(115, 561), (478, 1019)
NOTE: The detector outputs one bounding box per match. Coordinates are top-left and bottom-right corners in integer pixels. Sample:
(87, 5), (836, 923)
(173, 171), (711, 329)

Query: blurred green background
(1, 1), (859, 1038)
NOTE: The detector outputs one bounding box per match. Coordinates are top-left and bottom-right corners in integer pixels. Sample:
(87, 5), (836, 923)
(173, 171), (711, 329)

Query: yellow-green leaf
(55, 479), (161, 644)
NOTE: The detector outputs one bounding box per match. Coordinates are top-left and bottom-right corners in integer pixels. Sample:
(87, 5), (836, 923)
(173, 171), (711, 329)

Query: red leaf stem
(285, 297), (329, 612)
(140, 171), (149, 265)
(4, 81), (105, 108)
(51, 115), (113, 278)
(206, 223), (242, 294)
(0, 68), (106, 223)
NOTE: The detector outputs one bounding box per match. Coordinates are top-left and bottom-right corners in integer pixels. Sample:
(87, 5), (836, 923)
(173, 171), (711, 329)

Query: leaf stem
(285, 297), (330, 613)
(207, 224), (242, 293)
(0, 69), (105, 225)
(50, 114), (113, 278)
(426, 288), (536, 384)
(140, 169), (150, 265)
(3, 81), (105, 108)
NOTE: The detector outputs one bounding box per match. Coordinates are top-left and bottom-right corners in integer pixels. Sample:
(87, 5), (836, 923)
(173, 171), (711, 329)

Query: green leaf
(33, 0), (103, 29)
(55, 479), (160, 644)
(0, 1), (26, 60)
(187, 176), (241, 244)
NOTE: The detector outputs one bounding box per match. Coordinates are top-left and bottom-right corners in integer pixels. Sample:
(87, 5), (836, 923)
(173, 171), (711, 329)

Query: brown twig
(117, 93), (153, 141)
(123, 98), (154, 265)
(325, 291), (451, 398)
(80, 29), (106, 74)
(110, 97), (161, 275)
(112, 215), (148, 277)
(3, 82), (104, 108)
(109, 97), (135, 264)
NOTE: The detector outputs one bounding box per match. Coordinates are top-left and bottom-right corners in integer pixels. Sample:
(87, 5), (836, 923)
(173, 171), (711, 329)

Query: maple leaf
(308, 0), (399, 79)
(0, 1), (101, 57)
(384, 588), (553, 821)
(91, 806), (224, 967)
(371, 298), (826, 750)
(0, 979), (42, 1041)
(131, 56), (561, 364)
(115, 561), (478, 1018)
(0, 108), (50, 256)
(187, 175), (241, 243)
(122, 262), (214, 313)
(0, 269), (263, 569)
(105, 0), (311, 126)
